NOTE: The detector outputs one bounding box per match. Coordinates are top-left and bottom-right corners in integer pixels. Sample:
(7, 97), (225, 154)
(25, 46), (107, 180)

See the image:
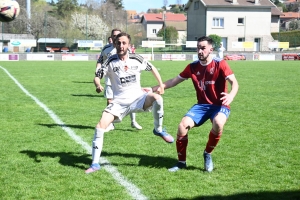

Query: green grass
(0, 61), (299, 200)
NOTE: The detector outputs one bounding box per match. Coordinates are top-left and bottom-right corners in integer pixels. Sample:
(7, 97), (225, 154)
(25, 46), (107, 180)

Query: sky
(123, 0), (181, 13)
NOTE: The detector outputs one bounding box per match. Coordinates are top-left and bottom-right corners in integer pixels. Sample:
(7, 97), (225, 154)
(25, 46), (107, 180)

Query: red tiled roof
(281, 12), (300, 19)
(143, 13), (186, 22)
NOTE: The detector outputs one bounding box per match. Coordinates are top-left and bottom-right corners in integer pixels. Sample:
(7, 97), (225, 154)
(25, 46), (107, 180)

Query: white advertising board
(162, 54), (186, 61)
(139, 54), (153, 61)
(62, 54), (89, 61)
(253, 54), (275, 61)
(0, 54), (19, 61)
(77, 40), (103, 48)
(142, 41), (165, 48)
(27, 54), (54, 61)
(186, 41), (197, 48)
(10, 39), (36, 47)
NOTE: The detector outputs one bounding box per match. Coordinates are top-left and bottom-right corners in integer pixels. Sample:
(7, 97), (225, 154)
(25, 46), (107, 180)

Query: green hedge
(271, 30), (300, 47)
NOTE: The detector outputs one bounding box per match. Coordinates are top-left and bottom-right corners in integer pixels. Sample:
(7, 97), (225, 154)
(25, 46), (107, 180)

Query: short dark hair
(111, 28), (122, 36)
(115, 32), (131, 43)
(197, 36), (213, 45)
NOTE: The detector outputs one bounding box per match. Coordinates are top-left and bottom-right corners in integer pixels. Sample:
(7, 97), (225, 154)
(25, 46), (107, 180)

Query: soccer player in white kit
(85, 32), (174, 174)
(96, 29), (142, 131)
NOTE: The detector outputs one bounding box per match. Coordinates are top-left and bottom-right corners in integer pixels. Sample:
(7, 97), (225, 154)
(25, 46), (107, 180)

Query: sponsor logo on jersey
(120, 75), (137, 84)
(205, 81), (215, 85)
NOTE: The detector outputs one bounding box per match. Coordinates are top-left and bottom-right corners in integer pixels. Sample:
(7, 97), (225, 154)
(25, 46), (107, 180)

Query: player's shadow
(72, 81), (93, 84)
(20, 150), (193, 171)
(38, 123), (95, 130)
(20, 150), (91, 170)
(168, 190), (300, 200)
(101, 151), (199, 171)
(71, 94), (102, 98)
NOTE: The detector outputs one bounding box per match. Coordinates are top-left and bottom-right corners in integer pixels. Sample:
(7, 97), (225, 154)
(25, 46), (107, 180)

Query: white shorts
(104, 93), (152, 123)
(104, 85), (113, 99)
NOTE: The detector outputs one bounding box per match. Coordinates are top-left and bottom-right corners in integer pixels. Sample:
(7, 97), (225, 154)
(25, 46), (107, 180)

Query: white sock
(152, 98), (163, 132)
(130, 113), (136, 123)
(91, 128), (105, 164)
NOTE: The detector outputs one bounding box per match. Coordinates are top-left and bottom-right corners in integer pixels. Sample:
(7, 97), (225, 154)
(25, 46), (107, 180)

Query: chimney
(254, 0), (260, 5)
(162, 11), (166, 21)
(231, 0), (238, 5)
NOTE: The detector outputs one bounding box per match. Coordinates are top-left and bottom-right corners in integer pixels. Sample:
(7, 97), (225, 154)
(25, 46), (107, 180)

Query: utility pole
(163, 11), (166, 42)
(44, 12), (47, 51)
(86, 12), (88, 53)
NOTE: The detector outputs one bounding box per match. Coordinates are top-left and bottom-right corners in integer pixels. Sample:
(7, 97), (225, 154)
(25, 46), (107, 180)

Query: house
(271, 7), (285, 32)
(280, 12), (300, 30)
(184, 0), (282, 52)
(140, 13), (187, 43)
(164, 21), (187, 44)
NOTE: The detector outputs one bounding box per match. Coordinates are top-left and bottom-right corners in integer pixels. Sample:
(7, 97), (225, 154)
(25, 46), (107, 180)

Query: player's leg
(85, 111), (115, 174)
(104, 86), (115, 132)
(130, 113), (142, 130)
(204, 106), (230, 172)
(168, 116), (195, 172)
(143, 93), (174, 143)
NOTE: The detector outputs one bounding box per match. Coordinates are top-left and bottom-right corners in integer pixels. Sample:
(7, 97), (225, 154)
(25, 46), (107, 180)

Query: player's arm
(152, 76), (185, 93)
(94, 61), (108, 93)
(221, 74), (239, 106)
(149, 66), (165, 95)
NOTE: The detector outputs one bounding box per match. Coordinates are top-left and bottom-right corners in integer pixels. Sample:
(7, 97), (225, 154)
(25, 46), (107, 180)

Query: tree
(56, 0), (80, 19)
(71, 12), (109, 40)
(105, 0), (124, 10)
(289, 20), (299, 30)
(208, 34), (222, 50)
(157, 26), (178, 43)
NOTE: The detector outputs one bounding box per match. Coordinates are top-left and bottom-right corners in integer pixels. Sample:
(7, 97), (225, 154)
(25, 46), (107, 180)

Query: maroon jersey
(179, 58), (234, 108)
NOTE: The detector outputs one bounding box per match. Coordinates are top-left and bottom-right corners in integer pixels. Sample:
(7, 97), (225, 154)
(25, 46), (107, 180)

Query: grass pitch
(0, 60), (299, 200)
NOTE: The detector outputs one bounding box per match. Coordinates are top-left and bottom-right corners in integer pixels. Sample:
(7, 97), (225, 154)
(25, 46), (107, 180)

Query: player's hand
(96, 85), (104, 93)
(220, 92), (233, 106)
(156, 86), (164, 95)
(142, 87), (153, 93)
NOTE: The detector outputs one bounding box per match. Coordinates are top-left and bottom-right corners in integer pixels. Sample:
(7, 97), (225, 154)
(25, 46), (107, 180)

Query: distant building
(140, 13), (187, 43)
(184, 0), (282, 52)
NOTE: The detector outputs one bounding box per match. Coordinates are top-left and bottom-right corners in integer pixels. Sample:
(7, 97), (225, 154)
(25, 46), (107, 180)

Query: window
(238, 38), (245, 42)
(152, 29), (156, 33)
(238, 18), (244, 25)
(194, 1), (199, 10)
(212, 18), (224, 28)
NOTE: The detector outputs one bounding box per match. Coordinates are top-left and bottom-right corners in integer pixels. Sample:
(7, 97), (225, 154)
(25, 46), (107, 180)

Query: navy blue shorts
(185, 104), (230, 127)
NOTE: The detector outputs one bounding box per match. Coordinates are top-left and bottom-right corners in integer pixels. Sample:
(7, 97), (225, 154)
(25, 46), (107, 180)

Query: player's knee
(178, 121), (192, 134)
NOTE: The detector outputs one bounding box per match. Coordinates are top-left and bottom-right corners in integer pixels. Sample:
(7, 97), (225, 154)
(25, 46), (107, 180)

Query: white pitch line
(0, 66), (148, 200)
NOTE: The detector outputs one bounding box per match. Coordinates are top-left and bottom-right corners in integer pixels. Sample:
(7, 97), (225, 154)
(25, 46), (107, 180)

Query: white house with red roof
(140, 13), (187, 44)
(184, 0), (282, 52)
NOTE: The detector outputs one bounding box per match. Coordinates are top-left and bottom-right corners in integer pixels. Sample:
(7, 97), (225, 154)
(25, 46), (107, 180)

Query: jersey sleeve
(179, 64), (191, 79)
(97, 51), (105, 64)
(219, 60), (233, 79)
(96, 56), (110, 78)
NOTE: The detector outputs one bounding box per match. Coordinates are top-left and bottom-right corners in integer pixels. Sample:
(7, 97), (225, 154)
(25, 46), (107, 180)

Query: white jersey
(97, 44), (115, 86)
(97, 53), (153, 105)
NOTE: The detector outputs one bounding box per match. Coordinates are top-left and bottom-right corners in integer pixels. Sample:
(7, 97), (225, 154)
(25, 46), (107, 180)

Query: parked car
(224, 54), (246, 60)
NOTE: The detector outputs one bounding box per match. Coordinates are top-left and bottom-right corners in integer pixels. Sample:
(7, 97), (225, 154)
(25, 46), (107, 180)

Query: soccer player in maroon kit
(154, 36), (239, 172)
